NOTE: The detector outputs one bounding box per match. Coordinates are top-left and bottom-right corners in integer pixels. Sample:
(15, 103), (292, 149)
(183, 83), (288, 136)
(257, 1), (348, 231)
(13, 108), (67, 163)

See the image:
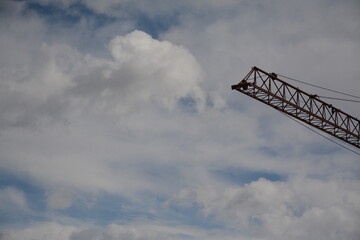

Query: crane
(231, 66), (360, 149)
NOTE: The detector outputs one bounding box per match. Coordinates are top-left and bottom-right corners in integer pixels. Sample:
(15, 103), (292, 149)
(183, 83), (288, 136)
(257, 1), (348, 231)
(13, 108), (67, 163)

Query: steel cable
(278, 74), (360, 99)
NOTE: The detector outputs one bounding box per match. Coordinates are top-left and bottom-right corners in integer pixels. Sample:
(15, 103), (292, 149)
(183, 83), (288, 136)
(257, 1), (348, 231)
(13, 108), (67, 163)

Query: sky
(0, 0), (360, 239)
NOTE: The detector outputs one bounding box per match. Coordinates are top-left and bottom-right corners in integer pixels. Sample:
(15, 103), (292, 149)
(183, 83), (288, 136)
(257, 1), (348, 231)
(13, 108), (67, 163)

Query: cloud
(0, 25), (206, 129)
(47, 188), (77, 210)
(0, 22), (209, 195)
(0, 2), (211, 198)
(0, 187), (28, 212)
(5, 222), (209, 240)
(0, 187), (35, 226)
(70, 224), (183, 240)
(170, 177), (360, 240)
(3, 222), (78, 240)
(78, 30), (205, 113)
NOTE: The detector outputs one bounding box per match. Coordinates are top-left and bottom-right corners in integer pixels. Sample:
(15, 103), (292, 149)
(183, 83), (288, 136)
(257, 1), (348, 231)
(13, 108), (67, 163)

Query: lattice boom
(232, 66), (360, 149)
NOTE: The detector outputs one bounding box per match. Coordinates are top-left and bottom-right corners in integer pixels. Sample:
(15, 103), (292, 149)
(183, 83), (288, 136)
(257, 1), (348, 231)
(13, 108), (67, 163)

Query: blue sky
(0, 0), (360, 239)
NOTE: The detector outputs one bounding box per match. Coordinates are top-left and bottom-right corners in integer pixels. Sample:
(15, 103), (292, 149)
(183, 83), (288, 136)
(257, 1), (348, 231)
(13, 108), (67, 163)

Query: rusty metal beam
(232, 66), (360, 149)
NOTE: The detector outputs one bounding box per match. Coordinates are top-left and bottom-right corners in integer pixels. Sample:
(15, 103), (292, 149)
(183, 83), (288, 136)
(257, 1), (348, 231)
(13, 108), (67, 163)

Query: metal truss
(232, 66), (360, 149)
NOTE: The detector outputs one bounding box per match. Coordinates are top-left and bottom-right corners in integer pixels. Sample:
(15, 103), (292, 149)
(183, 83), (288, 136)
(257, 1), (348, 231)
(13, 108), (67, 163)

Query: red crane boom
(231, 66), (360, 149)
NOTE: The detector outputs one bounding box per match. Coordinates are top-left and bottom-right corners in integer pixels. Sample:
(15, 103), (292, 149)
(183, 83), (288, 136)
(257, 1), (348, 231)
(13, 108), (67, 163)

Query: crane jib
(232, 66), (360, 149)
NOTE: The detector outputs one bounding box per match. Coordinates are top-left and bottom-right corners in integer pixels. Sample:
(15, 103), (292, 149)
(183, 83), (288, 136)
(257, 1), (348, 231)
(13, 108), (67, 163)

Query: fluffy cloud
(170, 177), (360, 240)
(87, 30), (205, 113)
(0, 26), (205, 130)
(0, 23), (209, 196)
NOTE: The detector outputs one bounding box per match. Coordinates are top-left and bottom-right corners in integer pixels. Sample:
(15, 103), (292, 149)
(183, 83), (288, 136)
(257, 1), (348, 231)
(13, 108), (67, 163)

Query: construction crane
(231, 66), (360, 149)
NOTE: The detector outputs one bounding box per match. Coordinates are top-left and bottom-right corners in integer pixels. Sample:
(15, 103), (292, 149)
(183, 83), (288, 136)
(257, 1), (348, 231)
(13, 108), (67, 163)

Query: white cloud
(0, 24), (209, 195)
(102, 30), (205, 112)
(4, 222), (209, 240)
(71, 224), (180, 240)
(3, 222), (78, 240)
(0, 25), (206, 128)
(170, 177), (360, 240)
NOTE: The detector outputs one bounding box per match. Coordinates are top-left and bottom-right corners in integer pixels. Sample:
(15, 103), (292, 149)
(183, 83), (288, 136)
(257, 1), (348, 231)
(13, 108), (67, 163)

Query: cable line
(318, 96), (360, 103)
(279, 111), (360, 156)
(278, 74), (360, 99)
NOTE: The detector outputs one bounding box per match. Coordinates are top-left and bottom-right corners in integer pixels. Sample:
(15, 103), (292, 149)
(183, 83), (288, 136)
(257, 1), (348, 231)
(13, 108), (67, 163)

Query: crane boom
(231, 66), (360, 149)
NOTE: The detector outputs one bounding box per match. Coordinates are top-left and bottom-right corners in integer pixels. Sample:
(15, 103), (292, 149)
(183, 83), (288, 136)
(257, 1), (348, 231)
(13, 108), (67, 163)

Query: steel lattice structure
(231, 66), (360, 149)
